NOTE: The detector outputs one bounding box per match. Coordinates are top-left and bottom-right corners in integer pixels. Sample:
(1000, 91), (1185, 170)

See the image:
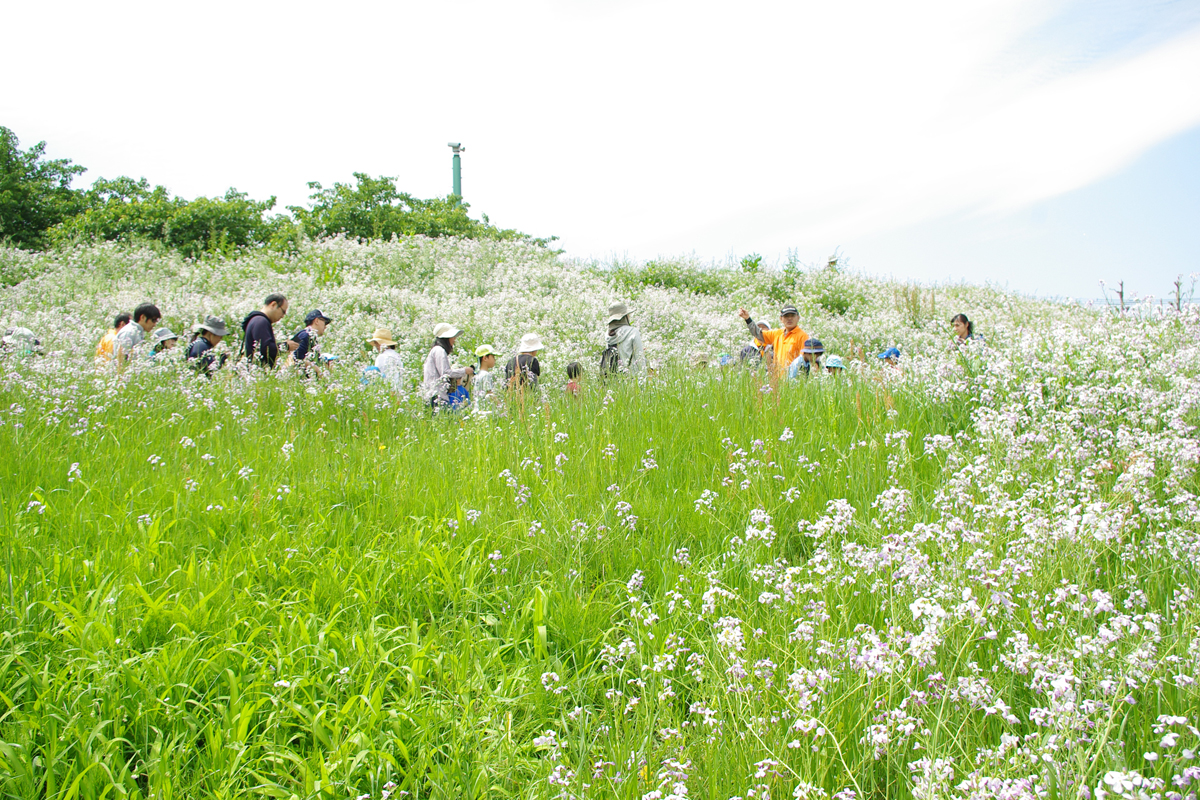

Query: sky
(3, 0), (1199, 299)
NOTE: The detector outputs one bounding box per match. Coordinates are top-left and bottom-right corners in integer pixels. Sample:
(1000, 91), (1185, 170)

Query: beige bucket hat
(367, 328), (398, 347)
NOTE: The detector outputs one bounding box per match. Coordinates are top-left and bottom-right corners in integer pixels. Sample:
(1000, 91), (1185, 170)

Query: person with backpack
(288, 309), (331, 376)
(601, 302), (644, 375)
(95, 313), (131, 363)
(505, 333), (544, 389)
(242, 294), (288, 367)
(186, 316), (230, 373)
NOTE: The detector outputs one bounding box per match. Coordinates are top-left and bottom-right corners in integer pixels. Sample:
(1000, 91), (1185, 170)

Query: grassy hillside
(1, 238), (1198, 799)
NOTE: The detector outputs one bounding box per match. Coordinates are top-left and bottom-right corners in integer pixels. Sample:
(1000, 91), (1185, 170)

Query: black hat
(305, 309), (332, 326)
(780, 305), (799, 316)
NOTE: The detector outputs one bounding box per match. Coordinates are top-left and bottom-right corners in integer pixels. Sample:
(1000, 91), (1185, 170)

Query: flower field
(1, 238), (1199, 800)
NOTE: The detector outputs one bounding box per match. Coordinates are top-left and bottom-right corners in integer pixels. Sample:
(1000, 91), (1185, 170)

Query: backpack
(600, 342), (621, 375)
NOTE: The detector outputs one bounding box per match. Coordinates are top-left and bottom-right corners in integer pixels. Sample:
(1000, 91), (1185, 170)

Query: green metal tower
(448, 142), (464, 197)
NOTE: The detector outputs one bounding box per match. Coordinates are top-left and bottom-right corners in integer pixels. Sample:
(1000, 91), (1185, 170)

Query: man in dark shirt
(241, 294), (288, 367)
(289, 310), (331, 363)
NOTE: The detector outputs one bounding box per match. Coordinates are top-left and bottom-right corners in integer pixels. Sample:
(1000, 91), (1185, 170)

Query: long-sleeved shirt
(242, 311), (278, 367)
(374, 348), (406, 392)
(421, 345), (467, 403)
(606, 325), (645, 374)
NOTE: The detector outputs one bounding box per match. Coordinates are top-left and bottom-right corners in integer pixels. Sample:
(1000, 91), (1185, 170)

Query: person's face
(139, 316), (158, 332)
(370, 340), (383, 352)
(267, 301), (287, 323)
(953, 319), (969, 339)
(780, 313), (799, 331)
(162, 339), (177, 350)
(482, 354), (496, 370)
(826, 366), (839, 374)
(804, 352), (818, 363)
(206, 332), (223, 345)
(312, 318), (328, 334)
(448, 335), (458, 347)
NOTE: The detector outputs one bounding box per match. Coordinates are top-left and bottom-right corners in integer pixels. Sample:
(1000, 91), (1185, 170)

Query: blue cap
(877, 347), (901, 360)
(305, 309), (332, 325)
(802, 338), (824, 354)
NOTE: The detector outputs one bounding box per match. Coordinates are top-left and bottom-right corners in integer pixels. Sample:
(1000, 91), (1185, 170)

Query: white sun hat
(519, 332), (544, 352)
(432, 322), (461, 339)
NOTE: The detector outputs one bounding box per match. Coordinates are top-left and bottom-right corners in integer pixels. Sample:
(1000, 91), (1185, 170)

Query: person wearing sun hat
(367, 328), (405, 392)
(422, 322), (473, 409)
(737, 304), (809, 376)
(602, 301), (645, 375)
(186, 315), (231, 373)
(147, 327), (179, 361)
(824, 355), (847, 375)
(505, 332), (543, 389)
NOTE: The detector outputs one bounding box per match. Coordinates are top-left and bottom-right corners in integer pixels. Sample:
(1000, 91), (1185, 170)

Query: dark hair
(566, 361), (582, 380)
(132, 303), (162, 324)
(114, 313), (131, 328)
(951, 313), (974, 336)
(263, 293), (287, 308)
(434, 337), (454, 354)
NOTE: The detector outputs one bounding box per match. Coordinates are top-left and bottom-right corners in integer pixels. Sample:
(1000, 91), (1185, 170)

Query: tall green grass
(0, 363), (1195, 799)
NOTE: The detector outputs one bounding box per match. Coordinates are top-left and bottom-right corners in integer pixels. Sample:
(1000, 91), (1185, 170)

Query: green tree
(0, 127), (87, 249)
(288, 172), (554, 246)
(53, 178), (276, 258)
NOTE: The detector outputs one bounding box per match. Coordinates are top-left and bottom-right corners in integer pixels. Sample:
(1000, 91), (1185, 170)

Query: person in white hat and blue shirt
(602, 301), (644, 375)
(422, 322), (473, 409)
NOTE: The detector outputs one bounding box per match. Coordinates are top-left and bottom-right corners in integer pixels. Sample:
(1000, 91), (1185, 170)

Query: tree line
(0, 126), (553, 257)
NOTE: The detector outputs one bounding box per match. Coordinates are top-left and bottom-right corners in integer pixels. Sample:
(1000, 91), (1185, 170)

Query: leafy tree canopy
(1, 128), (553, 256)
(289, 173), (556, 247)
(53, 177), (277, 258)
(0, 127), (87, 249)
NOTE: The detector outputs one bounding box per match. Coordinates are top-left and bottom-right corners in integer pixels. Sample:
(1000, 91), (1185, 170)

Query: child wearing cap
(824, 355), (847, 374)
(473, 344), (500, 412)
(788, 339), (824, 379)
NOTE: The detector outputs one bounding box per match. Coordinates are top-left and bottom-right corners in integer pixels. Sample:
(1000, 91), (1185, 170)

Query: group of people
(413, 301), (646, 413)
(13, 295), (982, 414)
(92, 295), (335, 375)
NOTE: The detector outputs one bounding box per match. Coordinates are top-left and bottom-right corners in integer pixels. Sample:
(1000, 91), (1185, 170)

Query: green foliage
(740, 252), (762, 274)
(611, 258), (729, 296)
(288, 173), (555, 247)
(0, 127), (87, 249)
(51, 177), (277, 258)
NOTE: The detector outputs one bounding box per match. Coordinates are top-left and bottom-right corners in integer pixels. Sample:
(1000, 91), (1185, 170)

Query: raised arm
(738, 308), (766, 344)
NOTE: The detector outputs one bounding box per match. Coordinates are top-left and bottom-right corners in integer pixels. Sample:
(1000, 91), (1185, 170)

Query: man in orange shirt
(737, 305), (809, 375)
